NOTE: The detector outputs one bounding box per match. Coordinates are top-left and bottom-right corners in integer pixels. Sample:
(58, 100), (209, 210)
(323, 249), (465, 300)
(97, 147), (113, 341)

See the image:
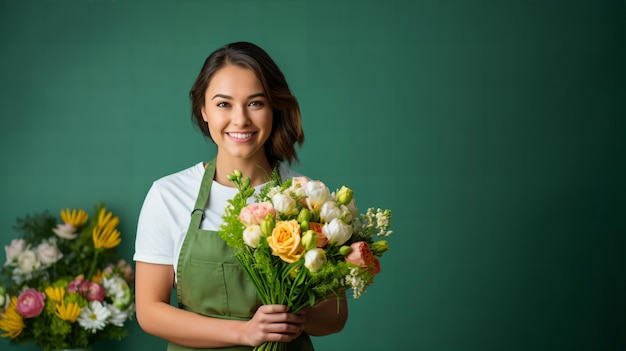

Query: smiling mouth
(227, 132), (254, 139)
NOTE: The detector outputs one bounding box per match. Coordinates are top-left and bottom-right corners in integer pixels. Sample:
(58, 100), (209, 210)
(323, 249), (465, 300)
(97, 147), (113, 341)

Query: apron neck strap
(190, 159), (216, 229)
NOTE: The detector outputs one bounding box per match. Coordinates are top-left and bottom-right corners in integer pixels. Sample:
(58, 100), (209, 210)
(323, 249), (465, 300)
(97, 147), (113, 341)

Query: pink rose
(80, 282), (106, 302)
(16, 288), (46, 318)
(345, 241), (381, 275)
(68, 275), (85, 293)
(239, 202), (276, 227)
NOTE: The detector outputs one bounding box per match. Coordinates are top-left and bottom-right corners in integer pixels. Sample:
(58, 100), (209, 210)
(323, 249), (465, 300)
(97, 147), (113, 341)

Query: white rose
(4, 239), (26, 265)
(304, 248), (327, 272)
(319, 201), (342, 223)
(17, 250), (40, 274)
(37, 240), (63, 266)
(243, 225), (263, 248)
(271, 193), (298, 215)
(304, 180), (332, 212)
(322, 218), (352, 246)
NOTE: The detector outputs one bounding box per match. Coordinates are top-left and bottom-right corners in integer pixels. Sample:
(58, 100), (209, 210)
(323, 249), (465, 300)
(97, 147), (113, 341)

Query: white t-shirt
(133, 162), (302, 280)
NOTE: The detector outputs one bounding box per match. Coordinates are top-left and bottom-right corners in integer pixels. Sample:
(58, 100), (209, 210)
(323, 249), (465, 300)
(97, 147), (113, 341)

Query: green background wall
(1, 0), (624, 350)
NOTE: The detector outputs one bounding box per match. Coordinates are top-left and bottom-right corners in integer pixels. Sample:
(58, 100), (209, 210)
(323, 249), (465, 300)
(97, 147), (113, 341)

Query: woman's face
(201, 64), (273, 164)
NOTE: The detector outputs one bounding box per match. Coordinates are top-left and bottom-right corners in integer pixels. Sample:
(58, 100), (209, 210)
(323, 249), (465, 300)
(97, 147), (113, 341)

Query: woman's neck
(213, 155), (273, 188)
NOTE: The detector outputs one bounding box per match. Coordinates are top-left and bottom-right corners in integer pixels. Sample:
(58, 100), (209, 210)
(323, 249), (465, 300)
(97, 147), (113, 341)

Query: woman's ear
(201, 107), (208, 123)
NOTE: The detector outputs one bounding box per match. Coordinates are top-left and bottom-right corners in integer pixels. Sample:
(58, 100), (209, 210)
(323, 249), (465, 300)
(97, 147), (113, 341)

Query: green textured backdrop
(1, 0), (624, 350)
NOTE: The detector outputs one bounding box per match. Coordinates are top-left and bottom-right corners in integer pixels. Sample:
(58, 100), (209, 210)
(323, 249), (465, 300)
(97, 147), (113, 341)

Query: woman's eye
(249, 101), (264, 107)
(217, 102), (230, 108)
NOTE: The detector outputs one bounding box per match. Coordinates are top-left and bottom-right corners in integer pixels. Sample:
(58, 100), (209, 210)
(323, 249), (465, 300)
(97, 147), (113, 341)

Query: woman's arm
(135, 262), (305, 348)
(302, 291), (348, 336)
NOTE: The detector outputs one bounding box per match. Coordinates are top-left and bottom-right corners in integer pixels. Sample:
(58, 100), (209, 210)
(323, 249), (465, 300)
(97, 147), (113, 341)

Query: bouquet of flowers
(219, 171), (393, 351)
(0, 203), (135, 351)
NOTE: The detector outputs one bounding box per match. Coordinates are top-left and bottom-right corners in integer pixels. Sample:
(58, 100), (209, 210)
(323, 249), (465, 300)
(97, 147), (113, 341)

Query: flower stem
(87, 249), (100, 280)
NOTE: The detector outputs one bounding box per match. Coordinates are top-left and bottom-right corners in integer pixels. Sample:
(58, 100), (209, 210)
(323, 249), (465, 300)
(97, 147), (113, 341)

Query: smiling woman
(133, 42), (347, 351)
(201, 64), (273, 173)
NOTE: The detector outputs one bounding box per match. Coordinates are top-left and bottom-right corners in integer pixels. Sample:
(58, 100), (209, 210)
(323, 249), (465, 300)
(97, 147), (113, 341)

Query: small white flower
(375, 208), (392, 236)
(4, 239), (26, 265)
(52, 223), (78, 239)
(243, 225), (263, 248)
(78, 301), (111, 332)
(103, 275), (132, 310)
(106, 304), (129, 327)
(345, 268), (366, 299)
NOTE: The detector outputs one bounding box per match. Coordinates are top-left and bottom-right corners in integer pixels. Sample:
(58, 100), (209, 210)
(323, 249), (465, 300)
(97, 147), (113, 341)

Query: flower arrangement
(219, 171), (393, 351)
(0, 203), (135, 351)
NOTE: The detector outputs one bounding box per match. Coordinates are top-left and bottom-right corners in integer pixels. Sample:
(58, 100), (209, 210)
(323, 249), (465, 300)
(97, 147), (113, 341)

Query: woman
(133, 42), (348, 351)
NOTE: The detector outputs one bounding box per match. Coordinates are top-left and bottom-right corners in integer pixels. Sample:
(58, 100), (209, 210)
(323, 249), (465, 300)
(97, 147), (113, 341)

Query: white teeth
(229, 132), (253, 139)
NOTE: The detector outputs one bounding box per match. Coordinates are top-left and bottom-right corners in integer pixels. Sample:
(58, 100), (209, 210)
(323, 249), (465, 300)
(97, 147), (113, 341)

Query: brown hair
(190, 42), (304, 166)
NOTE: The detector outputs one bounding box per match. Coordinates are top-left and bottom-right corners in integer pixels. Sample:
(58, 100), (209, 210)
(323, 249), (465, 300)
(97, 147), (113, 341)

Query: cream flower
(105, 304), (129, 327)
(304, 248), (326, 272)
(36, 240), (63, 266)
(271, 193), (298, 216)
(319, 201), (341, 223)
(243, 225), (263, 248)
(16, 251), (40, 275)
(304, 180), (332, 213)
(322, 218), (352, 246)
(52, 223), (78, 240)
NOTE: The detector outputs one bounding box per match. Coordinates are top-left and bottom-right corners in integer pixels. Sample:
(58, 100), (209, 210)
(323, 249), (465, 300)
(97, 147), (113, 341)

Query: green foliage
(219, 172), (254, 248)
(12, 211), (57, 246)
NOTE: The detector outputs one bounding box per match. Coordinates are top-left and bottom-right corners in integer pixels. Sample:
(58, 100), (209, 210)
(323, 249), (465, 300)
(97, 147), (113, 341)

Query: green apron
(168, 159), (314, 351)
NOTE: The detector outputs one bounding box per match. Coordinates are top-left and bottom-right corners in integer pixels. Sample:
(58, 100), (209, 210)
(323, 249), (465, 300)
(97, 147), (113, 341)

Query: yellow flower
(267, 220), (304, 263)
(60, 208), (89, 227)
(93, 224), (121, 249)
(98, 208), (119, 230)
(91, 269), (104, 284)
(55, 301), (81, 322)
(45, 286), (66, 303)
(0, 297), (25, 338)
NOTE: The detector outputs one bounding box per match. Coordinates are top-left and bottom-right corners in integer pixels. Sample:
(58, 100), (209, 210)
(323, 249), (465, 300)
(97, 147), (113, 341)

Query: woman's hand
(243, 305), (306, 347)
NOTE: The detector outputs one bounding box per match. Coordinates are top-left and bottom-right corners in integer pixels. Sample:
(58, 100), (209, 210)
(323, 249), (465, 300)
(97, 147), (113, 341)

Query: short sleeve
(133, 182), (175, 265)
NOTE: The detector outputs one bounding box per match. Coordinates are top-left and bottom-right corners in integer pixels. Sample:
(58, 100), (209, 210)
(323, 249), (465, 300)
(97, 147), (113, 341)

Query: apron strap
(189, 159), (216, 230)
(177, 158), (216, 306)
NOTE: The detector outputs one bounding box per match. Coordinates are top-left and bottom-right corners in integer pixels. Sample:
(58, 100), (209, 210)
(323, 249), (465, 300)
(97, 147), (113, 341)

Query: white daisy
(78, 301), (111, 332)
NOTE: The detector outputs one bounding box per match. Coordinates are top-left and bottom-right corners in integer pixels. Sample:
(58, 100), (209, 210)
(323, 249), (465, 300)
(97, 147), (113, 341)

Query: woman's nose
(231, 105), (250, 126)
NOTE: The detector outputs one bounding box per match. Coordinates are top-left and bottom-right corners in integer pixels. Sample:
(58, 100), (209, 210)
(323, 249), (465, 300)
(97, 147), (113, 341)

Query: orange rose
(267, 220), (304, 263)
(345, 241), (381, 275)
